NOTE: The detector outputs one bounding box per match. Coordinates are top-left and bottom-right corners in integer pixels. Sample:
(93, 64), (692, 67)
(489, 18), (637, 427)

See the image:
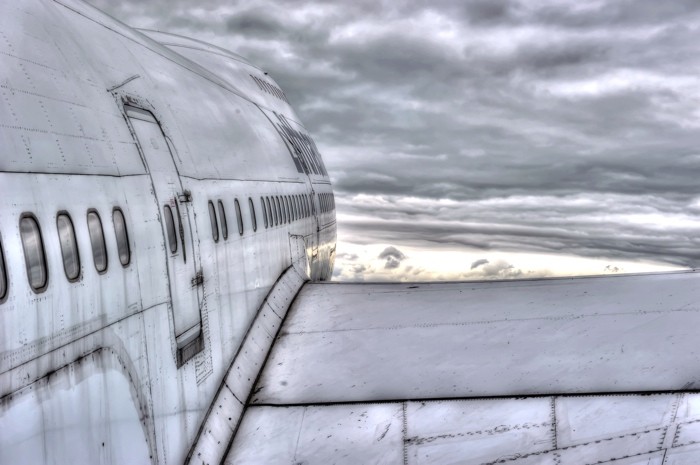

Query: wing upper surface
(253, 271), (700, 405)
(227, 271), (700, 464)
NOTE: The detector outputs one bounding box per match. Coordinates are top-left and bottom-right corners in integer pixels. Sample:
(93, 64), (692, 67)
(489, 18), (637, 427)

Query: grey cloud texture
(92, 0), (700, 280)
(378, 246), (406, 269)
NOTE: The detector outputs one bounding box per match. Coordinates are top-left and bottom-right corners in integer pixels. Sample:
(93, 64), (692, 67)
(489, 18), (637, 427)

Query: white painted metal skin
(231, 272), (700, 463)
(2, 2), (700, 465)
(0, 1), (334, 464)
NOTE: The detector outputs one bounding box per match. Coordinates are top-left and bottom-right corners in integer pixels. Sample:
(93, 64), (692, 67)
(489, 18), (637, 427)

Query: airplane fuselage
(0, 1), (335, 463)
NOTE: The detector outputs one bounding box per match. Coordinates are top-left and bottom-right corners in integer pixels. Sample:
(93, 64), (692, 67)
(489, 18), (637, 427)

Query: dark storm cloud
(378, 246), (406, 269)
(91, 0), (700, 274)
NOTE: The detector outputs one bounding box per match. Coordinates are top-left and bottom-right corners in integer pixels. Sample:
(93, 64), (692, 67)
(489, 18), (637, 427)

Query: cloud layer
(93, 0), (700, 280)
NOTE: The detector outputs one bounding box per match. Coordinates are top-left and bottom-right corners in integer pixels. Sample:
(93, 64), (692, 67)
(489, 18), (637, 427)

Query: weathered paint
(0, 1), (334, 464)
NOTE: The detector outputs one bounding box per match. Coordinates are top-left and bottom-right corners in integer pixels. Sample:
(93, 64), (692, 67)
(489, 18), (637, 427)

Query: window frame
(208, 200), (220, 243)
(56, 211), (81, 282)
(275, 196), (281, 226)
(260, 197), (268, 229)
(267, 196), (275, 226)
(234, 198), (244, 236)
(163, 204), (178, 254)
(0, 233), (8, 303)
(112, 207), (131, 267)
(218, 200), (228, 240)
(86, 209), (108, 274)
(20, 213), (49, 293)
(249, 197), (258, 232)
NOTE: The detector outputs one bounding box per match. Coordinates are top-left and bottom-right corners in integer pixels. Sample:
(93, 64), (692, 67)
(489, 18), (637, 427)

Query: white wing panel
(253, 271), (700, 405)
(227, 394), (700, 465)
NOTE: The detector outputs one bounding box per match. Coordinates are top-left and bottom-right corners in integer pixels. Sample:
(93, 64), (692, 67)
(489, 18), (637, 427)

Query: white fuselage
(0, 1), (336, 463)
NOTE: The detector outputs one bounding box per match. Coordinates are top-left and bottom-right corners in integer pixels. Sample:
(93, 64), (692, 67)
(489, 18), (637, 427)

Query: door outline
(119, 95), (204, 367)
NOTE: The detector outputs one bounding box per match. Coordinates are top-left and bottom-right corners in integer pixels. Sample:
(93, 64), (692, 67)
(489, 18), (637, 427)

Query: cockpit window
(87, 210), (108, 273)
(57, 212), (80, 281)
(20, 214), (48, 291)
(113, 208), (131, 266)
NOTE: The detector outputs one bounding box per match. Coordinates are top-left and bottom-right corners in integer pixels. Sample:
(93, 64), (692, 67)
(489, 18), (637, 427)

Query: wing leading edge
(228, 271), (700, 464)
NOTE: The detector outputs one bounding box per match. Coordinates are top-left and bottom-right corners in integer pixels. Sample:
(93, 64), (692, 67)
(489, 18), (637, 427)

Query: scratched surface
(228, 394), (700, 465)
(253, 271), (700, 404)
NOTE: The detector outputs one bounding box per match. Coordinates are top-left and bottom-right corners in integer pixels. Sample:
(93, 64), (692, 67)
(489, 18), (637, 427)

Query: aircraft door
(125, 105), (203, 367)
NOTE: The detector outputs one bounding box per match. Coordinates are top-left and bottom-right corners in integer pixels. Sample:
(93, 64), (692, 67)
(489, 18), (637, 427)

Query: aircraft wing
(225, 271), (700, 464)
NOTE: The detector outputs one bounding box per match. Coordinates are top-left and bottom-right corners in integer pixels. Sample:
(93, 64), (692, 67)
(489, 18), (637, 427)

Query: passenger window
(275, 196), (281, 226)
(235, 199), (244, 235)
(267, 197), (275, 226)
(163, 205), (177, 253)
(113, 208), (131, 266)
(57, 213), (80, 281)
(208, 201), (219, 242)
(0, 237), (6, 301)
(292, 196), (297, 221)
(282, 196), (288, 224)
(218, 200), (228, 240)
(87, 210), (108, 273)
(260, 197), (268, 229)
(249, 198), (258, 232)
(20, 215), (48, 291)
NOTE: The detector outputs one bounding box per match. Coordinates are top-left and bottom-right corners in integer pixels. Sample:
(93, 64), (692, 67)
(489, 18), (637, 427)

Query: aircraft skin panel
(253, 271), (700, 405)
(1, 0), (335, 463)
(227, 394), (700, 465)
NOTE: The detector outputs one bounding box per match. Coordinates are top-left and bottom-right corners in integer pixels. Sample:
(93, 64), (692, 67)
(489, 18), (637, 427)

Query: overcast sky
(93, 0), (700, 281)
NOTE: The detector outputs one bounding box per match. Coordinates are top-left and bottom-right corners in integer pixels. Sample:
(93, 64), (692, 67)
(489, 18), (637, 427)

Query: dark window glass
(218, 200), (228, 240)
(0, 237), (6, 300)
(267, 197), (275, 226)
(292, 196), (297, 221)
(208, 201), (219, 242)
(164, 205), (177, 253)
(57, 213), (80, 280)
(87, 210), (108, 273)
(283, 196), (289, 224)
(235, 199), (244, 235)
(275, 196), (281, 226)
(249, 198), (258, 232)
(113, 208), (131, 266)
(21, 215), (48, 291)
(260, 197), (268, 229)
